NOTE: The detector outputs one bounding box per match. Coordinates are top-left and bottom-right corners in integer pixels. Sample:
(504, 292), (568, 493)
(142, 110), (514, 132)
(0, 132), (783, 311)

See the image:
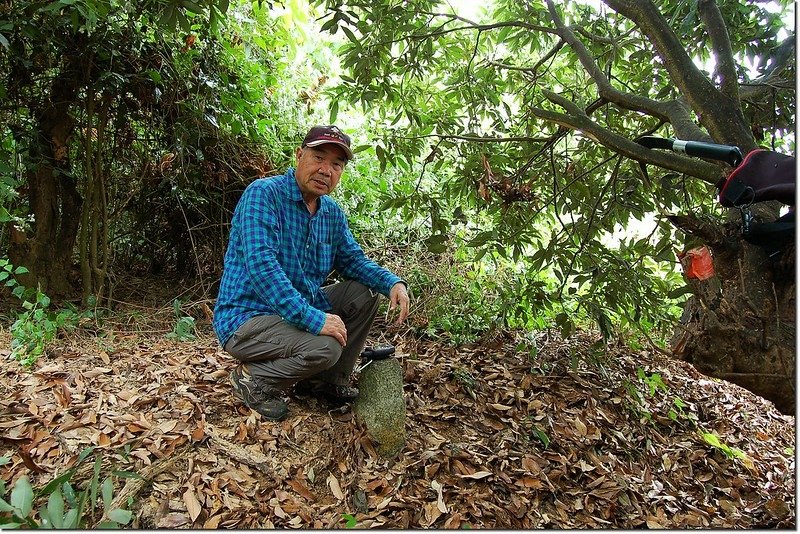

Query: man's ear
(295, 147), (304, 163)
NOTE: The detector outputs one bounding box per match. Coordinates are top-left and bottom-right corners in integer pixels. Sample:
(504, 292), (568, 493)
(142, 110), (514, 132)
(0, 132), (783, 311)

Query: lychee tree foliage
(315, 0), (795, 412)
(0, 0), (318, 301)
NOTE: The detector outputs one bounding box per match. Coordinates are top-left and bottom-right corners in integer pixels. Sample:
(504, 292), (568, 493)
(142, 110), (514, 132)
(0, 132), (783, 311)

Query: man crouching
(213, 125), (410, 421)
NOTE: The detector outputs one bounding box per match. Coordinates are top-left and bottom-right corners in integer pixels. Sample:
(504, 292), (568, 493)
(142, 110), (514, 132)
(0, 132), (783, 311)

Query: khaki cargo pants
(223, 281), (380, 392)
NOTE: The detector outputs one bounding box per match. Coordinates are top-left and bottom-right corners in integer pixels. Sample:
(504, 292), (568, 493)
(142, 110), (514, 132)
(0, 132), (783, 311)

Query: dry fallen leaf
(376, 496), (393, 511)
(431, 480), (448, 514)
(98, 432), (111, 447)
(574, 418), (587, 437)
(157, 512), (189, 529)
(191, 424), (205, 442)
(0, 328), (793, 531)
(203, 514), (222, 528)
(328, 473), (345, 500)
(287, 478), (317, 502)
(444, 512), (462, 529)
(183, 488), (202, 523)
(458, 471), (493, 480)
(159, 420), (178, 433)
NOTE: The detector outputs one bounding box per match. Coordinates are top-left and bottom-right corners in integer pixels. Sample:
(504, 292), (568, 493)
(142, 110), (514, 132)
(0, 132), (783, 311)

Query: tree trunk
(8, 75), (82, 296)
(670, 205), (795, 415)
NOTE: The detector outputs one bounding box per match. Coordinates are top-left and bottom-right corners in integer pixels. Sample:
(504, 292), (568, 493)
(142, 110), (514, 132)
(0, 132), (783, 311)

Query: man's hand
(389, 282), (410, 324)
(320, 313), (348, 346)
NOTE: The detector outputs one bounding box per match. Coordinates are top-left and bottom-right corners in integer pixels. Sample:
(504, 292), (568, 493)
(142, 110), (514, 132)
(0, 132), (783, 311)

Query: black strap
(362, 345), (395, 361)
(720, 177), (754, 207)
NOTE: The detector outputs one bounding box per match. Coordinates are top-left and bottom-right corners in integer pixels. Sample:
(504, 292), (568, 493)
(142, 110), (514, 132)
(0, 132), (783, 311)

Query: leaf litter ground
(0, 314), (795, 528)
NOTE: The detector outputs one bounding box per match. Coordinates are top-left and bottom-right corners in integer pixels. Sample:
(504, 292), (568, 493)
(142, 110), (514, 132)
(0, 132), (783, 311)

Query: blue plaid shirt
(213, 168), (402, 346)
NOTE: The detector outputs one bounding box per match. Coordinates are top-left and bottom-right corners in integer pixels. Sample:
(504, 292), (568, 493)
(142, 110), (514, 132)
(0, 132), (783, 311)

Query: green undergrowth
(0, 448), (137, 529)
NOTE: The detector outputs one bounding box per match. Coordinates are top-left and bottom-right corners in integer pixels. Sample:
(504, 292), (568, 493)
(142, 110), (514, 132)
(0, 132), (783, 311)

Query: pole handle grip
(636, 136), (743, 167)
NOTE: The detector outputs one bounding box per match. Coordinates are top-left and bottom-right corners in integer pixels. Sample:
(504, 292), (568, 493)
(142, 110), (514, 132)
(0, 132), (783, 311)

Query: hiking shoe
(229, 366), (288, 421)
(294, 380), (359, 403)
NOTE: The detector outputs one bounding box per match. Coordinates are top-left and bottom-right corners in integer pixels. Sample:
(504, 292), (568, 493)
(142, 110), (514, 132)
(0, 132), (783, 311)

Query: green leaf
(329, 100), (339, 124)
(532, 428), (550, 448)
(702, 432), (723, 448)
(341, 25), (357, 43)
(90, 455), (102, 514)
(667, 285), (693, 299)
(158, 4), (176, 28)
(0, 497), (14, 513)
(62, 482), (78, 509)
(342, 513), (357, 528)
(180, 0), (205, 15)
(107, 508), (133, 525)
(38, 508), (52, 527)
(77, 447), (96, 464)
(62, 508), (80, 529)
(320, 17), (336, 32)
(146, 69), (162, 83)
(102, 477), (113, 511)
(38, 469), (75, 498)
(36, 293), (50, 308)
(47, 489), (65, 529)
(10, 475), (33, 517)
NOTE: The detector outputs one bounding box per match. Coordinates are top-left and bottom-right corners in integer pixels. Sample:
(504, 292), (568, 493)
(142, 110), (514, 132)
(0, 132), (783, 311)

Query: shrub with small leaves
(0, 259), (30, 300)
(2, 258), (89, 367)
(167, 298), (196, 341)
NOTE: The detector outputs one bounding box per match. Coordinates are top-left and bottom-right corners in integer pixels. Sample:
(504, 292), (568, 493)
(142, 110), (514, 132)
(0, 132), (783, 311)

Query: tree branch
(532, 90), (721, 182)
(408, 18), (559, 42)
(576, 27), (623, 45)
(601, 0), (755, 148)
(697, 0), (739, 100)
(401, 133), (553, 143)
(739, 34), (796, 101)
(107, 447), (189, 521)
(543, 0), (706, 141)
(666, 213), (727, 244)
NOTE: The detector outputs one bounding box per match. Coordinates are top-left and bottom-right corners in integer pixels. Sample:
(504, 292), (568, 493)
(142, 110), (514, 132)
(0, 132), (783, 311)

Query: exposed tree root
(107, 446), (190, 523)
(205, 423), (274, 477)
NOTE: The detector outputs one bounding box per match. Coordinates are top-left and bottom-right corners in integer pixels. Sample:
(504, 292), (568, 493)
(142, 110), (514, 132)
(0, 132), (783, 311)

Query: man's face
(295, 144), (347, 201)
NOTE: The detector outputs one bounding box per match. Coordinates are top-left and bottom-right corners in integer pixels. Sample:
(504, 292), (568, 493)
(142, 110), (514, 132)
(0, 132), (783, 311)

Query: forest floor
(0, 291), (795, 529)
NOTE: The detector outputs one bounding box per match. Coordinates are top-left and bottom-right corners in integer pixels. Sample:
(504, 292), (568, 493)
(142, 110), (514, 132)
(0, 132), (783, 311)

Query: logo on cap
(302, 125), (354, 160)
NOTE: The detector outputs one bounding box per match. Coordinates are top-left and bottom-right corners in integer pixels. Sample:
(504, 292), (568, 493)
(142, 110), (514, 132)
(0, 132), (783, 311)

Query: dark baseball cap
(301, 125), (354, 160)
